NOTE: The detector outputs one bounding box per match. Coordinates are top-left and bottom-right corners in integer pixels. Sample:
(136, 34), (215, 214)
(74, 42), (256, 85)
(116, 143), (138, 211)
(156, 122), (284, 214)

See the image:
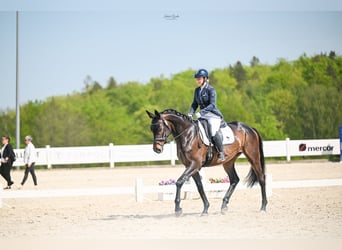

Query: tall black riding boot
(212, 131), (226, 162)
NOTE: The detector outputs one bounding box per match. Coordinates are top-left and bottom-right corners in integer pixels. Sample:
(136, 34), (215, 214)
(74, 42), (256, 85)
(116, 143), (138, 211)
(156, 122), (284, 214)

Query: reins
(172, 126), (190, 141)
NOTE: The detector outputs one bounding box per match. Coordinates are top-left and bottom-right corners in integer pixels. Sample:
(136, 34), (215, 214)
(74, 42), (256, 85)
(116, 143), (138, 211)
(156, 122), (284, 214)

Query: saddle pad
(221, 125), (235, 144)
(198, 122), (235, 145)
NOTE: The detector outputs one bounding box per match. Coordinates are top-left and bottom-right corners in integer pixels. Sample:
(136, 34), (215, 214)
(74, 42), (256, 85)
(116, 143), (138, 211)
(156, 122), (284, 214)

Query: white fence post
(46, 145), (51, 169)
(170, 141), (176, 166)
(286, 138), (291, 162)
(109, 143), (114, 168)
(135, 178), (144, 202)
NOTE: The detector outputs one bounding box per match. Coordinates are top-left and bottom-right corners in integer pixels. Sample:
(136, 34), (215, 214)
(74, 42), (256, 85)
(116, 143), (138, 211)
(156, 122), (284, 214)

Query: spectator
(20, 135), (37, 188)
(0, 135), (16, 189)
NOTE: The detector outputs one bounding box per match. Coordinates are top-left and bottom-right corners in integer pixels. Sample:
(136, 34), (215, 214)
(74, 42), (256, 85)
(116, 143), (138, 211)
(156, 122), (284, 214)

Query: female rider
(188, 69), (226, 162)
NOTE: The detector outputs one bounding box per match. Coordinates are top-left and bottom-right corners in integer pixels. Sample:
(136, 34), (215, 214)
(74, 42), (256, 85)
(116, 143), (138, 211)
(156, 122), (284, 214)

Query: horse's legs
(259, 176), (267, 211)
(248, 161), (267, 211)
(243, 134), (268, 211)
(245, 160), (267, 211)
(192, 171), (210, 215)
(221, 161), (240, 214)
(175, 165), (199, 216)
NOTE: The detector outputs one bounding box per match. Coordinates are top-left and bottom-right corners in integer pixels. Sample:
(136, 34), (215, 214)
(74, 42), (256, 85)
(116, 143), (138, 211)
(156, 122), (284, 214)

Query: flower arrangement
(158, 178), (176, 186)
(209, 176), (230, 184)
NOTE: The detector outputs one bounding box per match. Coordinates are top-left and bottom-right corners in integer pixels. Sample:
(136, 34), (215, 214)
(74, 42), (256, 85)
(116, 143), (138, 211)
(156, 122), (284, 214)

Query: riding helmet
(194, 69), (209, 79)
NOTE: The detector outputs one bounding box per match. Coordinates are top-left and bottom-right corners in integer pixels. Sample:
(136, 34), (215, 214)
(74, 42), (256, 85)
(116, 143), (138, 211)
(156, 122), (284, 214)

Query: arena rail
(12, 138), (340, 169)
(2, 175), (342, 208)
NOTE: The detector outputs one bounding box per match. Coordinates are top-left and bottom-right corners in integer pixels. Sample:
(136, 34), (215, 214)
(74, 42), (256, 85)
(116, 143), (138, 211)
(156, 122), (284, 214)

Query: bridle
(151, 119), (171, 145)
(152, 118), (190, 144)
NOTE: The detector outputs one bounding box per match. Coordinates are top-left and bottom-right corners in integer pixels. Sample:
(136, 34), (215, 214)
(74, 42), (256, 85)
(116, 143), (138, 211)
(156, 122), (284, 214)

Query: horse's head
(146, 110), (172, 154)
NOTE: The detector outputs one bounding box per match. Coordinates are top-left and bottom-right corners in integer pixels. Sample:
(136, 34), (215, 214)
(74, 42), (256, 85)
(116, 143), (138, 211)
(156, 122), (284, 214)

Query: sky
(0, 0), (342, 110)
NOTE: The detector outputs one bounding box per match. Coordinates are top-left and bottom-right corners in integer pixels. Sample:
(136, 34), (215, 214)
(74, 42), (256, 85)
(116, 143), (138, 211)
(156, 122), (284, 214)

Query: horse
(146, 109), (267, 216)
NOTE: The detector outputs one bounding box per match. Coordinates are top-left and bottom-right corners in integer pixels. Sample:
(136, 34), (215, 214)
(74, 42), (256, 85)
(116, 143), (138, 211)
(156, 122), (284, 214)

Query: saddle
(197, 118), (235, 146)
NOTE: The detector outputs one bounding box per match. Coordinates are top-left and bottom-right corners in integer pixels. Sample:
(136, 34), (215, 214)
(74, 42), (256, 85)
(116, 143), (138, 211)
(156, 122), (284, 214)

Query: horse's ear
(146, 110), (155, 119)
(154, 110), (160, 118)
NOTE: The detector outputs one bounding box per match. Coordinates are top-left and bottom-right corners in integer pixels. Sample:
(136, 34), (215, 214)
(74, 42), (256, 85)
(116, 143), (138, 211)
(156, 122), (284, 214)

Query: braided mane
(160, 109), (193, 122)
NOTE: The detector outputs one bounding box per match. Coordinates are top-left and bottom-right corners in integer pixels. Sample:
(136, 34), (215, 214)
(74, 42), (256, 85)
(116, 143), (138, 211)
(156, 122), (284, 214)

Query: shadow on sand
(92, 211), (223, 221)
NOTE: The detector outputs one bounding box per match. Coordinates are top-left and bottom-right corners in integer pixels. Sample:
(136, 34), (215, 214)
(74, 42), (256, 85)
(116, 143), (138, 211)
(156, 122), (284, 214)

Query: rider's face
(195, 77), (205, 87)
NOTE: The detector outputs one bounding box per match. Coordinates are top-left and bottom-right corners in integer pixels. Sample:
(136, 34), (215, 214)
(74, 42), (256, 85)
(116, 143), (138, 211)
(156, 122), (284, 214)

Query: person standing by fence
(20, 135), (37, 188)
(0, 135), (16, 189)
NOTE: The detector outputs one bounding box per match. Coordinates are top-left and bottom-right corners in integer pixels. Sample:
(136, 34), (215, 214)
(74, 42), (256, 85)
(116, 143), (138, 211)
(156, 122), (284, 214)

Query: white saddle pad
(198, 122), (235, 146)
(221, 124), (235, 144)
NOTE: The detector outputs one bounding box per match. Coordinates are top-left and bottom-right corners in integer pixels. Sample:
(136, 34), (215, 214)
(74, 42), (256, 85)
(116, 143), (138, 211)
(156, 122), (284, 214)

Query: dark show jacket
(189, 83), (223, 118)
(0, 143), (16, 164)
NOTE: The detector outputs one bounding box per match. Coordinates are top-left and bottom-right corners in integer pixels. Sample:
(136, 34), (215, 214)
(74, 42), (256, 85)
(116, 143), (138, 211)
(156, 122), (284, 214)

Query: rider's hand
(195, 112), (201, 118)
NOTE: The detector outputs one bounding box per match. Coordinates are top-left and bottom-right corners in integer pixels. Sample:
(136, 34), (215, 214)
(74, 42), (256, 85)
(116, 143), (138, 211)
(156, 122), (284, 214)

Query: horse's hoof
(175, 208), (183, 217)
(200, 212), (209, 217)
(221, 207), (228, 215)
(260, 205), (267, 212)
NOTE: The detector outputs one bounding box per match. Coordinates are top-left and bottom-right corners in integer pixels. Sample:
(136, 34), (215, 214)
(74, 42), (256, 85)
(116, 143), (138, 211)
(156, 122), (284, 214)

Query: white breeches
(207, 117), (221, 136)
(201, 112), (221, 136)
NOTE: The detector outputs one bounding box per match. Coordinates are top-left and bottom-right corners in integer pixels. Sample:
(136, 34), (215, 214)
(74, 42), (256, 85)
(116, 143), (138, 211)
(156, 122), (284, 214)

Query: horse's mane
(160, 109), (193, 123)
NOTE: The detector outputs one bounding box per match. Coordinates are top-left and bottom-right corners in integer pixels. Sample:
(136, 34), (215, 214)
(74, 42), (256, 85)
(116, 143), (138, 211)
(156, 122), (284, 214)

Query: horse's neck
(165, 114), (193, 135)
(165, 115), (198, 153)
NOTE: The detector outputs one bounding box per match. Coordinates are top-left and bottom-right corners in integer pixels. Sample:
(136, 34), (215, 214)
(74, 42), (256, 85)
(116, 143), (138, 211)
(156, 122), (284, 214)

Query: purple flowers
(159, 178), (176, 186)
(209, 176), (230, 184)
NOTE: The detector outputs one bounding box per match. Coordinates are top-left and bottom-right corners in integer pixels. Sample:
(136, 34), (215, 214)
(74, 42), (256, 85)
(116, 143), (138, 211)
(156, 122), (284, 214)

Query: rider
(188, 69), (226, 162)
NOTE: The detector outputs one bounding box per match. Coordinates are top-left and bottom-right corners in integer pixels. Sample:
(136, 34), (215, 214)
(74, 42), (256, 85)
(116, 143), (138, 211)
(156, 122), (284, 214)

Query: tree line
(1, 52), (341, 148)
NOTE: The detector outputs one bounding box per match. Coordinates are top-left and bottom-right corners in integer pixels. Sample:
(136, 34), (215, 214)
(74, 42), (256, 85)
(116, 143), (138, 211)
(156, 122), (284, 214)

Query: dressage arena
(0, 161), (342, 243)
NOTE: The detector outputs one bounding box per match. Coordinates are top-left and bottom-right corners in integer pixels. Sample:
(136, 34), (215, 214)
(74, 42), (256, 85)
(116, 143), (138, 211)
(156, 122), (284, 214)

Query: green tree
(230, 61), (247, 89)
(0, 53), (341, 146)
(106, 76), (117, 89)
(297, 85), (342, 138)
(267, 89), (297, 136)
(250, 56), (260, 67)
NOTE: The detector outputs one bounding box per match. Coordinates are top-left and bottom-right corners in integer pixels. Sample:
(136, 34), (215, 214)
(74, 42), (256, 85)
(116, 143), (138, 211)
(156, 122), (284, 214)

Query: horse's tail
(246, 127), (265, 188)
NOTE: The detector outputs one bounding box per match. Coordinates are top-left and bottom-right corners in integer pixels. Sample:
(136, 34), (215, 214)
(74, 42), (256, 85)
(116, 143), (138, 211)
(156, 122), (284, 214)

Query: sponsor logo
(299, 143), (334, 152)
(299, 144), (306, 151)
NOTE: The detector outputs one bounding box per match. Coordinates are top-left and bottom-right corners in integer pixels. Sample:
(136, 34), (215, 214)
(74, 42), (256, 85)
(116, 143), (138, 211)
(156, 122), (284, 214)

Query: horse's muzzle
(153, 144), (163, 154)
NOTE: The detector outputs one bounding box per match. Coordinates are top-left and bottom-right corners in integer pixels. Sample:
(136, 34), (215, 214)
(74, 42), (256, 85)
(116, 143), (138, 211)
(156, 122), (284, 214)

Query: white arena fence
(1, 138), (340, 208)
(12, 138), (340, 169)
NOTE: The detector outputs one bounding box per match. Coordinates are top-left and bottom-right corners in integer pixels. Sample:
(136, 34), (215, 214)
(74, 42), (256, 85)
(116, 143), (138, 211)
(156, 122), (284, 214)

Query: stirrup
(217, 152), (226, 161)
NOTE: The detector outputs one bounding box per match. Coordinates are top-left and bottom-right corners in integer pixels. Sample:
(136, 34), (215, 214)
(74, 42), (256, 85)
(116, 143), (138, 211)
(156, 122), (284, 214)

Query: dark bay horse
(146, 109), (267, 216)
